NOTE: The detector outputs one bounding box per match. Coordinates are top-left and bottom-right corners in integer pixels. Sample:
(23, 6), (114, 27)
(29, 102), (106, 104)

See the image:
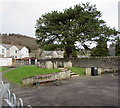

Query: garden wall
(38, 56), (120, 70)
(22, 70), (71, 86)
(0, 58), (12, 66)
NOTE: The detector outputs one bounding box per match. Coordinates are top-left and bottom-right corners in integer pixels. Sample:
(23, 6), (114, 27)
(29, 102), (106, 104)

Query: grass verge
(70, 67), (85, 75)
(0, 67), (10, 72)
(3, 65), (61, 85)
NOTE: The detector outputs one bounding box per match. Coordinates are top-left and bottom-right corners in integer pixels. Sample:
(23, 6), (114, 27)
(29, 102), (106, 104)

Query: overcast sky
(0, 0), (119, 38)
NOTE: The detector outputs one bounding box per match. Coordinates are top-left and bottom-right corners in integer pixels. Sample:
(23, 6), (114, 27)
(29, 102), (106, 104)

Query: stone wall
(22, 70), (71, 86)
(71, 57), (120, 70)
(0, 58), (12, 66)
(38, 56), (120, 70)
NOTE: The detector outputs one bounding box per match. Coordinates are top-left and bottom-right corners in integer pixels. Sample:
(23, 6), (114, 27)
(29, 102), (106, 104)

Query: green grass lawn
(3, 65), (61, 85)
(70, 67), (85, 75)
(0, 67), (10, 72)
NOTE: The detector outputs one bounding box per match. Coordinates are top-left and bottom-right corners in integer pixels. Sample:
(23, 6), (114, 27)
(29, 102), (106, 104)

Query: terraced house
(0, 44), (29, 59)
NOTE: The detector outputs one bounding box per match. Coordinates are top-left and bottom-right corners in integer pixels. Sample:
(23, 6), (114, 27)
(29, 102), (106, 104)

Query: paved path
(0, 68), (16, 83)
(2, 73), (119, 107)
(1, 68), (119, 107)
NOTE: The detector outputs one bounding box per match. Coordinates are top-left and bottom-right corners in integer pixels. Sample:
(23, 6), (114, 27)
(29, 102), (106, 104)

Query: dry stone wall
(38, 57), (120, 70)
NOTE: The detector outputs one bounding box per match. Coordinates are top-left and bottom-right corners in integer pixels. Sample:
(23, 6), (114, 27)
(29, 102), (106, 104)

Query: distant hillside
(0, 33), (39, 50)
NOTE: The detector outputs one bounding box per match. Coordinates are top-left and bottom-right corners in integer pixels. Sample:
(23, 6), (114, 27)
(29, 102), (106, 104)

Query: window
(2, 49), (4, 53)
(15, 50), (18, 53)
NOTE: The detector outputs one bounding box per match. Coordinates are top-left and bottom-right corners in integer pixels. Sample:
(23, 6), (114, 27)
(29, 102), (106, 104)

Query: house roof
(1, 44), (25, 50)
(42, 51), (64, 55)
(2, 44), (13, 49)
(15, 45), (24, 50)
(42, 51), (53, 56)
(41, 51), (64, 59)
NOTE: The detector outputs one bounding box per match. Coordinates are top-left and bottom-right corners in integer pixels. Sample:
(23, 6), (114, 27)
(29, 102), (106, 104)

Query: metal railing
(0, 81), (32, 108)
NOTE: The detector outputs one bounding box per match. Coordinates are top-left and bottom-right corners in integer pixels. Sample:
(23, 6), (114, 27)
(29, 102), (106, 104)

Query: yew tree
(35, 2), (118, 58)
(91, 37), (109, 57)
(115, 36), (120, 56)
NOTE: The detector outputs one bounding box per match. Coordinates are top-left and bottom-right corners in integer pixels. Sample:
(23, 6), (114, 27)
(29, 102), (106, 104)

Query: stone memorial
(45, 61), (53, 69)
(64, 61), (72, 68)
(53, 61), (58, 69)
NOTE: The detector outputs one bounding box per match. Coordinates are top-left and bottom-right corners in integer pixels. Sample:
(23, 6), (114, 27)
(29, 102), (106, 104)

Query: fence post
(4, 83), (10, 98)
(11, 93), (17, 106)
(1, 81), (32, 108)
(0, 81), (4, 108)
(7, 90), (11, 101)
(1, 81), (4, 98)
(17, 98), (23, 108)
(26, 105), (32, 108)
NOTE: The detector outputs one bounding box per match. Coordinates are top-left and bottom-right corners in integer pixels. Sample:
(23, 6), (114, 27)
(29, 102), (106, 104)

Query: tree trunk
(65, 46), (73, 58)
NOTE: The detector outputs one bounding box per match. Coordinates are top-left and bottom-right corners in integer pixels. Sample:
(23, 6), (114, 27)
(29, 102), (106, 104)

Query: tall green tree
(42, 44), (63, 51)
(115, 36), (120, 56)
(91, 37), (109, 57)
(35, 2), (118, 58)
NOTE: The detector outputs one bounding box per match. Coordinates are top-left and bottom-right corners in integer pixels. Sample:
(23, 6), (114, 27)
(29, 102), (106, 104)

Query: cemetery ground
(2, 65), (62, 85)
(2, 66), (85, 85)
(1, 66), (119, 106)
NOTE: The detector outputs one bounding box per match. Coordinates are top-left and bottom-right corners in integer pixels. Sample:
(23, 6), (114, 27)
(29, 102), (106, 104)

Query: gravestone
(37, 62), (41, 68)
(98, 68), (103, 74)
(64, 61), (72, 68)
(45, 61), (53, 69)
(85, 68), (91, 76)
(53, 61), (57, 69)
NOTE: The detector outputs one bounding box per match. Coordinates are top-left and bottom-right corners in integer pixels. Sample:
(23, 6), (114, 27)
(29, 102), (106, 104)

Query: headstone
(37, 62), (41, 67)
(53, 61), (57, 69)
(64, 61), (72, 68)
(45, 61), (53, 69)
(98, 68), (102, 74)
(85, 68), (91, 76)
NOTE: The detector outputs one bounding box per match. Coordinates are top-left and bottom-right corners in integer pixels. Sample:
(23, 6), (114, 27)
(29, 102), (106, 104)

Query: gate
(0, 81), (32, 108)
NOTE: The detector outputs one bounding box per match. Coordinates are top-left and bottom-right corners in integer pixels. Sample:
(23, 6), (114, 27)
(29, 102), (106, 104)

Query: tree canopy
(91, 37), (109, 57)
(35, 2), (118, 58)
(115, 36), (120, 56)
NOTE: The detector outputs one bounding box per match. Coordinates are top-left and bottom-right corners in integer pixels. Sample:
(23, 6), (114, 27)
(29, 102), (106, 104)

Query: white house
(4, 44), (19, 58)
(16, 46), (29, 58)
(0, 44), (7, 57)
(0, 44), (29, 59)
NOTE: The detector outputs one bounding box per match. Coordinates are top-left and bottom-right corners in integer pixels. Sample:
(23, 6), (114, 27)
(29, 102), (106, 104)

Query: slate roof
(2, 44), (13, 49)
(1, 44), (24, 50)
(15, 45), (24, 50)
(41, 51), (64, 59)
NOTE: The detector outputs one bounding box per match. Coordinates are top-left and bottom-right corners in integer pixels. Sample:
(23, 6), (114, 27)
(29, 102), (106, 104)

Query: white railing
(0, 81), (32, 108)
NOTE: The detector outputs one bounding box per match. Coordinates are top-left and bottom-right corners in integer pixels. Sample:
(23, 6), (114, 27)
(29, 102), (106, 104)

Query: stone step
(71, 74), (80, 77)
(70, 72), (80, 77)
(70, 73), (78, 75)
(70, 72), (75, 74)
